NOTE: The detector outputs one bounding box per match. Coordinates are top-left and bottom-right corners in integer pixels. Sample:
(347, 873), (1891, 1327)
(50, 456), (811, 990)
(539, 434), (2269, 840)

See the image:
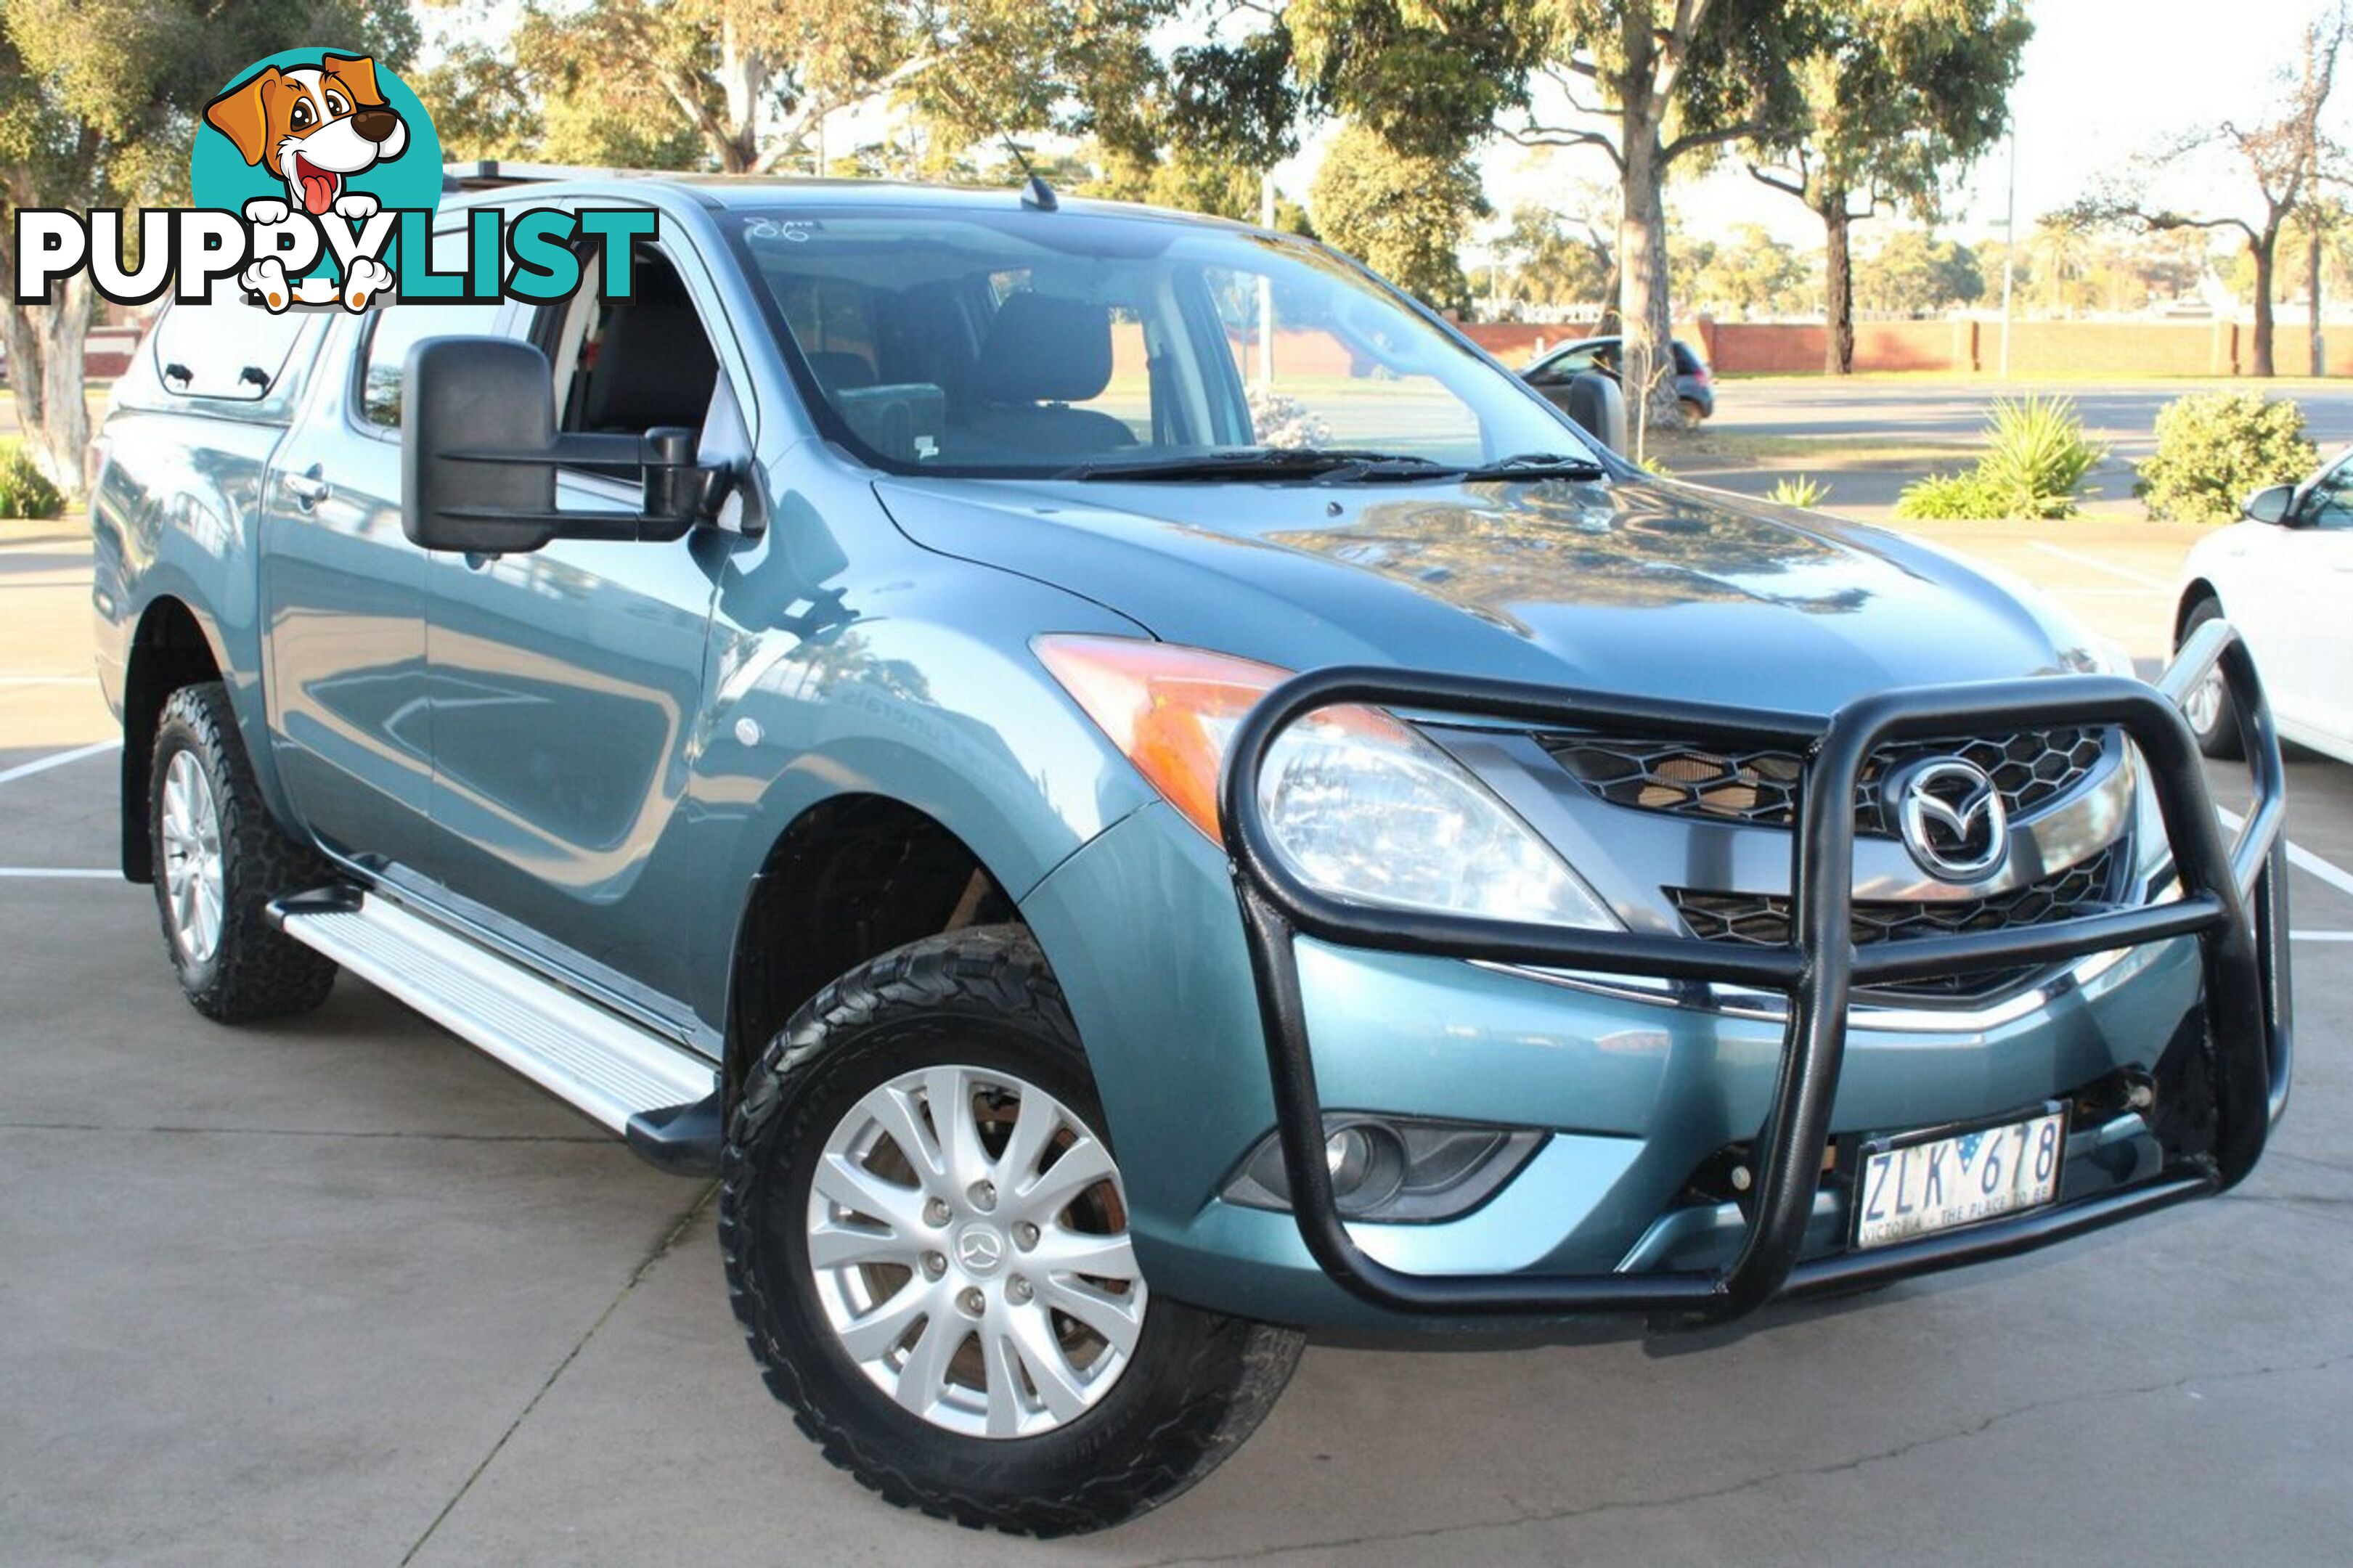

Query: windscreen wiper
(1456, 451), (1610, 481)
(1059, 448), (1455, 483)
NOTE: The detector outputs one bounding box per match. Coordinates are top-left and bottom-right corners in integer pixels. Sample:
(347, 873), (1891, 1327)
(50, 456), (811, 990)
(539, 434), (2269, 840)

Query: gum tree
(0, 0), (415, 498)
(430, 0), (1168, 177)
(2079, 7), (2346, 377)
(1742, 0), (2028, 374)
(1199, 1), (1814, 430)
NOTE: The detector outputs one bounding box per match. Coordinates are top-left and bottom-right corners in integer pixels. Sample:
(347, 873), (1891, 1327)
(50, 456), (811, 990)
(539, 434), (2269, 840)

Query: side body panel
(92, 315), (335, 829)
(678, 442), (1159, 1034)
(259, 308), (464, 870)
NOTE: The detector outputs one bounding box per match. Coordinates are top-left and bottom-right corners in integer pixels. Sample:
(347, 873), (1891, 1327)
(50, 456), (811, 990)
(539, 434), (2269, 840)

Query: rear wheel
(2177, 597), (2243, 759)
(148, 682), (338, 1020)
(1679, 396), (1708, 424)
(719, 926), (1304, 1535)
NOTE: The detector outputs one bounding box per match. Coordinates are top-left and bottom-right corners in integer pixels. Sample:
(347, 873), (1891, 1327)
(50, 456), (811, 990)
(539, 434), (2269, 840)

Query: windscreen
(725, 207), (1591, 477)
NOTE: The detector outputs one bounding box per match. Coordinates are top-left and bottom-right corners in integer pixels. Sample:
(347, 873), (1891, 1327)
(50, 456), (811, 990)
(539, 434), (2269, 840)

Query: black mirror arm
(438, 425), (714, 542)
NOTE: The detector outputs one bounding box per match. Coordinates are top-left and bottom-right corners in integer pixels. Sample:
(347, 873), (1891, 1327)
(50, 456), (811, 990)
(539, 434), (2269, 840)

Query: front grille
(1670, 845), (2127, 999)
(1541, 727), (2111, 834)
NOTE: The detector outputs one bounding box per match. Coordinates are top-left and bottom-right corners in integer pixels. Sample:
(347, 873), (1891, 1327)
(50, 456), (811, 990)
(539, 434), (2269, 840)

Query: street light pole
(1998, 126), (2018, 380)
(1258, 171), (1276, 388)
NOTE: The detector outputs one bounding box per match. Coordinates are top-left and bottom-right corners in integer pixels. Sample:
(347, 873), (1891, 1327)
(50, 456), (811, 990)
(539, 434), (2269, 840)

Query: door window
(355, 301), (505, 430)
(150, 279), (309, 401)
(549, 250), (722, 443)
(2302, 457), (2353, 529)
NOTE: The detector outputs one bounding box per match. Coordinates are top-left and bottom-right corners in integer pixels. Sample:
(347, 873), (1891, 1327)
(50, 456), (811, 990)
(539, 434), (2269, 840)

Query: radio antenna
(1002, 134), (1058, 211)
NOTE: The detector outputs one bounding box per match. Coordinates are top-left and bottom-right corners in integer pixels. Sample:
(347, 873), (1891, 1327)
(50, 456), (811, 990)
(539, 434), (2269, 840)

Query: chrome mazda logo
(1889, 757), (2009, 880)
(955, 1227), (1005, 1273)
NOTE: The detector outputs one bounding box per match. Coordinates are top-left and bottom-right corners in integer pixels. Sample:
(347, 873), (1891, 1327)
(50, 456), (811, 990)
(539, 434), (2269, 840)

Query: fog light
(1324, 1127), (1374, 1191)
(1226, 1116), (1545, 1223)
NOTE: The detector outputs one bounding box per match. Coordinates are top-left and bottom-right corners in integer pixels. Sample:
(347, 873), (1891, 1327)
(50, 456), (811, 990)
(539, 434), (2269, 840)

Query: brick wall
(1455, 317), (2349, 377)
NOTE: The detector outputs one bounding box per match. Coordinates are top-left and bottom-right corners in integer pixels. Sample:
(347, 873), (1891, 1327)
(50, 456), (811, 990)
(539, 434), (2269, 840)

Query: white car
(2175, 462), (2353, 764)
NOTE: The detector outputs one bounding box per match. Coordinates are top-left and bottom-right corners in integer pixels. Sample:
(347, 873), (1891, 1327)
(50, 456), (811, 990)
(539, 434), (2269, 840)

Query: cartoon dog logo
(203, 54), (406, 309)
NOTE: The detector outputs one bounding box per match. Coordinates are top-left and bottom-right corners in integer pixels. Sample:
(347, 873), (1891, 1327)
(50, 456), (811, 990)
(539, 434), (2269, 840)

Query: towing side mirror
(2240, 483), (2296, 526)
(401, 335), (706, 554)
(1562, 369), (1626, 456)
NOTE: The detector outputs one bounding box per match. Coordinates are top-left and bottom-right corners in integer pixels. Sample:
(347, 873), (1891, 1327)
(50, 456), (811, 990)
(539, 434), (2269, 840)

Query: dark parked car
(1524, 333), (1713, 420)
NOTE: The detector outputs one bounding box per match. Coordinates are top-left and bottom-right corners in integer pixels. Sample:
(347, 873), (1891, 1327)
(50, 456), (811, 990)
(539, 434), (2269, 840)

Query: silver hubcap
(2182, 668), (2224, 737)
(160, 750), (225, 965)
(804, 1064), (1148, 1439)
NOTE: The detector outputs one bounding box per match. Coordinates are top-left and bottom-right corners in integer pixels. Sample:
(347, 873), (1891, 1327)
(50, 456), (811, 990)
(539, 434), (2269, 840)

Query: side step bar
(272, 888), (721, 1175)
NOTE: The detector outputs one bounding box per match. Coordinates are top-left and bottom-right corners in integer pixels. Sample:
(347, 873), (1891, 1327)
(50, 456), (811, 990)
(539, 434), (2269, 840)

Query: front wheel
(719, 926), (1304, 1535)
(2177, 597), (2243, 759)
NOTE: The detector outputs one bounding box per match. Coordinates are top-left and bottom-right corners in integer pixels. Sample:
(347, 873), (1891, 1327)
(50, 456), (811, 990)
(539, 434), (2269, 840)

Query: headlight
(1036, 634), (1616, 930)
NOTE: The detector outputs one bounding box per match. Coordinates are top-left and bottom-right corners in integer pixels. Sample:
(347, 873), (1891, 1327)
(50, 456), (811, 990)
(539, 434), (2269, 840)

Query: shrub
(0, 441), (63, 520)
(1893, 469), (2002, 520)
(1975, 395), (2104, 518)
(1765, 475), (1828, 508)
(1891, 395), (2103, 520)
(2134, 392), (2317, 522)
(1245, 385), (1333, 450)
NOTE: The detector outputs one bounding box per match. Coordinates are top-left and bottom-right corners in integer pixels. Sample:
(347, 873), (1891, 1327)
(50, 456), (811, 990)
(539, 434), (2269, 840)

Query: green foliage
(1491, 200), (1614, 308)
(1681, 224), (1813, 317)
(1080, 146), (1311, 230)
(2134, 393), (2319, 522)
(1893, 396), (2104, 520)
(1978, 395), (2104, 518)
(1856, 231), (1983, 315)
(1748, 1), (2030, 226)
(1309, 122), (1487, 310)
(1892, 468), (2001, 520)
(1765, 475), (1829, 508)
(0, 441), (64, 520)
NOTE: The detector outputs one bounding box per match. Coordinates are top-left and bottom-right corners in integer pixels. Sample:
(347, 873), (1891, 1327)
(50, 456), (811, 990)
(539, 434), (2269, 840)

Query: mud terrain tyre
(148, 681), (338, 1021)
(720, 925), (1305, 1536)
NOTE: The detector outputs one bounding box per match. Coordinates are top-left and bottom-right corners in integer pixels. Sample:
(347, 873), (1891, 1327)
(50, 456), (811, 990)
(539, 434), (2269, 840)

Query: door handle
(283, 467), (330, 508)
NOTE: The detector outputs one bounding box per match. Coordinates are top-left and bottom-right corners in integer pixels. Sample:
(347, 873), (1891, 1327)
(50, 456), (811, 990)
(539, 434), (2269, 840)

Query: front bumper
(1216, 619), (2288, 1326)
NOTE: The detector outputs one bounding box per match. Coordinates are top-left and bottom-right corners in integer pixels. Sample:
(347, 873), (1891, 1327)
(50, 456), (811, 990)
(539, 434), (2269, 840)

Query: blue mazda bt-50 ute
(90, 171), (2293, 1536)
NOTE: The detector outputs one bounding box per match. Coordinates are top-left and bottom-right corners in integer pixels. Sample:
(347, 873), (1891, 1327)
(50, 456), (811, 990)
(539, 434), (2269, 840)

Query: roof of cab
(439, 160), (1271, 233)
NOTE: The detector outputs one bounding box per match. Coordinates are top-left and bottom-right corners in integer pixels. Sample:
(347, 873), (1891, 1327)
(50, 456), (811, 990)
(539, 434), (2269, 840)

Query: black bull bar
(1218, 619), (2291, 1323)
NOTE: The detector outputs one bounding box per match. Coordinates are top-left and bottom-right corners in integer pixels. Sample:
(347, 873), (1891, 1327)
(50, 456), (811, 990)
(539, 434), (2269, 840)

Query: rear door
(420, 219), (749, 1010)
(259, 253), (507, 872)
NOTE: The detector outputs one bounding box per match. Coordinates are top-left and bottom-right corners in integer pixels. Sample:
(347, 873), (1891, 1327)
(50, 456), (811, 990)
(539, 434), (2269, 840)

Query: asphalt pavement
(4, 485), (2351, 1566)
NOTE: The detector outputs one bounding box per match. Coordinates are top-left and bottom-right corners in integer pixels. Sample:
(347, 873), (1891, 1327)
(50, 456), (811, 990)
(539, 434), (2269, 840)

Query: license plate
(1853, 1108), (2066, 1251)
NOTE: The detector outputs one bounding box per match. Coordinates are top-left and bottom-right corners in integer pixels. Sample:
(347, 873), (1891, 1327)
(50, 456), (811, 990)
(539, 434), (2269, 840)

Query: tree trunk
(712, 20), (765, 173)
(2248, 234), (2276, 378)
(1618, 127), (1682, 438)
(2310, 216), (2325, 376)
(1820, 199), (1855, 376)
(26, 280), (92, 498)
(1, 303), (45, 439)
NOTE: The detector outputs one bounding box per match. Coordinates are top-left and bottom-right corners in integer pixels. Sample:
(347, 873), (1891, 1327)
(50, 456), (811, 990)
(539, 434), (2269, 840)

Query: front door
(261, 292), (505, 873)
(420, 240), (739, 1008)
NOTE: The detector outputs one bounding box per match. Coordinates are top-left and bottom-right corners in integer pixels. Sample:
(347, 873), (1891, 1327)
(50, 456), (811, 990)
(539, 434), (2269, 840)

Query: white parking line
(2291, 931), (2353, 942)
(0, 867), (118, 878)
(2214, 806), (2353, 904)
(0, 675), (98, 685)
(2028, 540), (2173, 590)
(0, 739), (118, 786)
